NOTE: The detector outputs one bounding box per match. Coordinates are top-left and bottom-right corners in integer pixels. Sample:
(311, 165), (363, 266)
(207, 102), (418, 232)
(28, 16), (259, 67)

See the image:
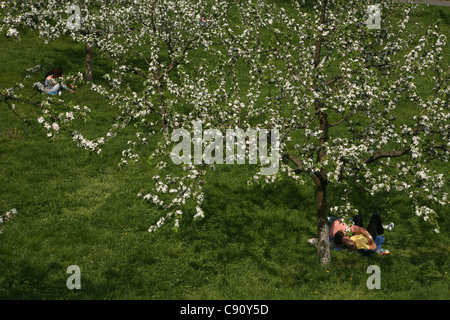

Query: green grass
(0, 3), (449, 300)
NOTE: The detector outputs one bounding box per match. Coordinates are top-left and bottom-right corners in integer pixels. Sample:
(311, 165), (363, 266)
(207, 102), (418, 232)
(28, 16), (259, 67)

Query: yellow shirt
(350, 234), (370, 250)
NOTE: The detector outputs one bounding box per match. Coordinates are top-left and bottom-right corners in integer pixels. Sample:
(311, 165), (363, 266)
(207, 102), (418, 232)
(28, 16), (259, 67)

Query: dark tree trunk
(316, 181), (330, 266)
(313, 0), (330, 266)
(313, 108), (331, 266)
(157, 79), (166, 130)
(85, 43), (93, 82)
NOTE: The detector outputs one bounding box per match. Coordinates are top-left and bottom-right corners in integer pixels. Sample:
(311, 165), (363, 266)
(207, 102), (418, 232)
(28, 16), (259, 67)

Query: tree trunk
(314, 109), (330, 266)
(157, 80), (166, 130)
(85, 43), (93, 82)
(311, 0), (330, 266)
(315, 109), (330, 266)
(316, 182), (330, 266)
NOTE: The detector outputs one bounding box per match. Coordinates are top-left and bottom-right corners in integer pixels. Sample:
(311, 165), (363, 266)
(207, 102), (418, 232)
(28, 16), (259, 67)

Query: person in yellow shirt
(333, 229), (377, 250)
(350, 233), (377, 250)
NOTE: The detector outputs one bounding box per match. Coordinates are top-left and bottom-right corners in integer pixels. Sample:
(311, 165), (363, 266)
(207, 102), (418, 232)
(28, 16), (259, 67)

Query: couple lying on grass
(329, 213), (386, 252)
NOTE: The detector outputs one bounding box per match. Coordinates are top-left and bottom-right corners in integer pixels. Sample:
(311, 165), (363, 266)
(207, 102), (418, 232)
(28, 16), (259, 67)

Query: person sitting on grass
(43, 67), (75, 95)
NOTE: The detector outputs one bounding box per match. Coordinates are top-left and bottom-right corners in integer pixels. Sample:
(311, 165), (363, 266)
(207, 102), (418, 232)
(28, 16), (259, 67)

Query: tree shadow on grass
(51, 43), (112, 83)
(186, 175), (318, 282)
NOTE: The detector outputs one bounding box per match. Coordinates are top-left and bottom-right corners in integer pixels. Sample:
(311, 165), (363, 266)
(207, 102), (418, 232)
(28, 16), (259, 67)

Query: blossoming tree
(133, 0), (448, 265)
(1, 0), (448, 266)
(211, 0), (448, 265)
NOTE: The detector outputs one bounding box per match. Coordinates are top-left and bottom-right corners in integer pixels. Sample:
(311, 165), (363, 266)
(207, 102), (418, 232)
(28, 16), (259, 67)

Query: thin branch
(4, 99), (32, 125)
(329, 111), (356, 128)
(1, 90), (59, 121)
(425, 143), (450, 153)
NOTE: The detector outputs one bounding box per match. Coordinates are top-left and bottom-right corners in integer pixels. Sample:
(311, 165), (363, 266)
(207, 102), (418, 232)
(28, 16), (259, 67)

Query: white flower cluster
(33, 82), (45, 91)
(72, 131), (104, 154)
(36, 104), (90, 138)
(39, 117), (60, 138)
(6, 27), (20, 39)
(139, 164), (205, 233)
(414, 205), (439, 233)
(0, 208), (18, 234)
(118, 141), (140, 167)
(329, 203), (359, 220)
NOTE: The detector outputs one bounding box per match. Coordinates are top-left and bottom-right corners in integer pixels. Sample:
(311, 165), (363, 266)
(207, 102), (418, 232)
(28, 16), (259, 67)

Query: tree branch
(329, 111), (356, 128)
(365, 147), (411, 164)
(282, 151), (303, 173)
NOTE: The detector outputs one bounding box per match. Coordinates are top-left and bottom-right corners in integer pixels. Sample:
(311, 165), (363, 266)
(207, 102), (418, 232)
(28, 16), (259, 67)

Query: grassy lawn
(0, 3), (449, 300)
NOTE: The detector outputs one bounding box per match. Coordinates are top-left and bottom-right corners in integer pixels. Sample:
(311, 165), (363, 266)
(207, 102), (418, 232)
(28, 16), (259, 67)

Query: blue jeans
(45, 83), (69, 94)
